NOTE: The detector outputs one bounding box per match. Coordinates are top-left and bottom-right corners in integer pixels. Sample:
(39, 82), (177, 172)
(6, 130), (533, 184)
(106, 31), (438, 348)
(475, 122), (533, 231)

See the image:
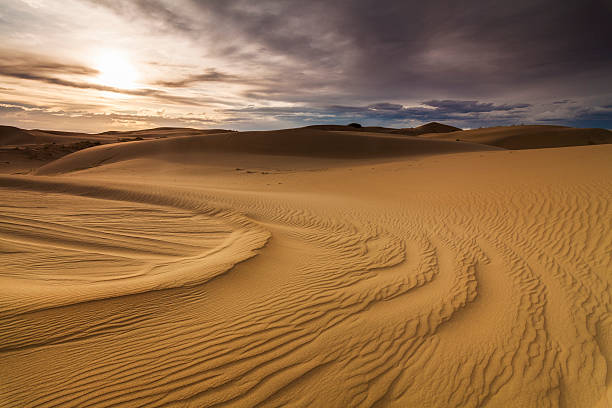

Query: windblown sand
(0, 128), (610, 407)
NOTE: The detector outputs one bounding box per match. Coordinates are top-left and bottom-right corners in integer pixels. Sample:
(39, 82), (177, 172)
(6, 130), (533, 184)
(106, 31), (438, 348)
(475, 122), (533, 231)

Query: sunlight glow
(93, 51), (139, 90)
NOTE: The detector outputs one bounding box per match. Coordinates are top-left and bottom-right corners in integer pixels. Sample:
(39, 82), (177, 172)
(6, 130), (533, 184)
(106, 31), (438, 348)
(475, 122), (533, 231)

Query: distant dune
(36, 127), (499, 175)
(391, 121), (462, 135)
(304, 124), (398, 133)
(304, 122), (461, 135)
(0, 125), (234, 146)
(0, 125), (112, 145)
(97, 127), (234, 138)
(0, 126), (234, 173)
(0, 122), (603, 175)
(422, 124), (612, 149)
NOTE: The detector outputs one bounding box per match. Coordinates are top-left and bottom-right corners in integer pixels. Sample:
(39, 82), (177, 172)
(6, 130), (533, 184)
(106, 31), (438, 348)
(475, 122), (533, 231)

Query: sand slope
(422, 125), (612, 149)
(0, 127), (611, 407)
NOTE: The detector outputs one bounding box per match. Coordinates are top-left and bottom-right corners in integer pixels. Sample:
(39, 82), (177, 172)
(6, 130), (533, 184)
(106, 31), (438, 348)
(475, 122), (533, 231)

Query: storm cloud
(1, 0), (611, 131)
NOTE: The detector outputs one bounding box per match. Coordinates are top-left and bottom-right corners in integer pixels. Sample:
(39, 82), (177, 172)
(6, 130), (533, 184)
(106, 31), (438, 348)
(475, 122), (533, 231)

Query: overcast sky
(0, 0), (611, 132)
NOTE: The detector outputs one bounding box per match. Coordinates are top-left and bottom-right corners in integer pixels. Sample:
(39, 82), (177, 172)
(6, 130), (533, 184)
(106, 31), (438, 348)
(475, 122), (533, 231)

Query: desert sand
(0, 125), (611, 407)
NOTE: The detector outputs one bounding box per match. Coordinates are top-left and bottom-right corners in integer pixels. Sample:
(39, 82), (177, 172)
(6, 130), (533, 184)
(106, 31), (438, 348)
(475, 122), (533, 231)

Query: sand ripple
(0, 160), (610, 407)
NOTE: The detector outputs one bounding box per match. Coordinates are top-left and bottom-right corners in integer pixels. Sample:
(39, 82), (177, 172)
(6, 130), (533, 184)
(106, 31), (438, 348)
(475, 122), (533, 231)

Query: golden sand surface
(0, 127), (610, 407)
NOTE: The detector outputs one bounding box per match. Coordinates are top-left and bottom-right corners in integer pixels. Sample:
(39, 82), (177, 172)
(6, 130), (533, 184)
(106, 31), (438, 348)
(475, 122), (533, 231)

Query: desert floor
(0, 129), (611, 407)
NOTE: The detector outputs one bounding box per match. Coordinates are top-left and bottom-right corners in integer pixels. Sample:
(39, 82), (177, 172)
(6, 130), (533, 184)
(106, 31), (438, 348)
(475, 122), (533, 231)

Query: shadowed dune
(0, 123), (611, 407)
(0, 126), (40, 145)
(422, 125), (612, 149)
(0, 125), (112, 145)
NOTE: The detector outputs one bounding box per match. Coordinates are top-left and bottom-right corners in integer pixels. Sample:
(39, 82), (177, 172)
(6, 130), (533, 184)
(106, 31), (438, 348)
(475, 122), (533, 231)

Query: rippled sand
(0, 130), (610, 407)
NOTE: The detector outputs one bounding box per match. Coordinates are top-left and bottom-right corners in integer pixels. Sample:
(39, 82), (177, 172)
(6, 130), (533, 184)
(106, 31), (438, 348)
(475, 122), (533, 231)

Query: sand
(0, 126), (611, 407)
(421, 125), (612, 149)
(0, 126), (234, 175)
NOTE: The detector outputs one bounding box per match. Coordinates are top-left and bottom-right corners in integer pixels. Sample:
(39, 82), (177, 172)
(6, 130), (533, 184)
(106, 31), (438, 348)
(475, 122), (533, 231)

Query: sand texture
(0, 126), (611, 407)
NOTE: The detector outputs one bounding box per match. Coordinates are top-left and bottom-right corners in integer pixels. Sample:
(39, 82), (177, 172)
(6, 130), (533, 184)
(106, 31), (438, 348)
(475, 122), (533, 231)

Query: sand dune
(0, 126), (233, 174)
(0, 126), (110, 146)
(422, 124), (612, 149)
(97, 127), (235, 139)
(1, 126), (233, 146)
(305, 122), (462, 135)
(36, 128), (499, 175)
(0, 125), (611, 407)
(390, 121), (462, 136)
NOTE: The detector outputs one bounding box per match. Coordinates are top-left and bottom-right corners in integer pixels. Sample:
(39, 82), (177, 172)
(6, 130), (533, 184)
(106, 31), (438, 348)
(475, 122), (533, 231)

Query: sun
(93, 51), (139, 90)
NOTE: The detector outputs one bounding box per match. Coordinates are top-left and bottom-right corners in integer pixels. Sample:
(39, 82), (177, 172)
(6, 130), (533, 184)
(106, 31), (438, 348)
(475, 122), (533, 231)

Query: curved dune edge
(0, 175), (270, 317)
(35, 128), (501, 175)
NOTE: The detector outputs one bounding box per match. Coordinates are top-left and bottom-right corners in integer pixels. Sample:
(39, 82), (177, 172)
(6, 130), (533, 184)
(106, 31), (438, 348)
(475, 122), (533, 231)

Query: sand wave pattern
(0, 173), (611, 407)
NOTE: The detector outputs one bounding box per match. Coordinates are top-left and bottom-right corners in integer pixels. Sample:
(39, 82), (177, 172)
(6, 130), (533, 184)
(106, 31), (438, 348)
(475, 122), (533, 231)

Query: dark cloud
(0, 52), (98, 77)
(219, 99), (534, 128)
(86, 0), (196, 33)
(0, 105), (25, 113)
(86, 0), (612, 129)
(569, 105), (612, 123)
(534, 102), (612, 128)
(155, 69), (238, 88)
(97, 0), (612, 98)
(422, 100), (531, 113)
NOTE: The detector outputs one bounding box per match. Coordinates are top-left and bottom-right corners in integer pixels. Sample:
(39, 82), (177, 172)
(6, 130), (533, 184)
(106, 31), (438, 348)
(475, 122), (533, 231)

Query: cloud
(93, 0), (612, 101)
(86, 0), (196, 34)
(0, 102), (220, 132)
(218, 99), (534, 128)
(0, 51), (98, 77)
(422, 100), (531, 113)
(568, 105), (612, 124)
(154, 69), (239, 88)
(2, 1), (611, 130)
(0, 105), (26, 113)
(0, 51), (218, 106)
(0, 100), (41, 110)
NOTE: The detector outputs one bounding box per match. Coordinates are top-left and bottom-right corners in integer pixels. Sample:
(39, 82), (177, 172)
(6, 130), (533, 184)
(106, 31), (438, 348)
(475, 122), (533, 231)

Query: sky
(0, 0), (611, 132)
